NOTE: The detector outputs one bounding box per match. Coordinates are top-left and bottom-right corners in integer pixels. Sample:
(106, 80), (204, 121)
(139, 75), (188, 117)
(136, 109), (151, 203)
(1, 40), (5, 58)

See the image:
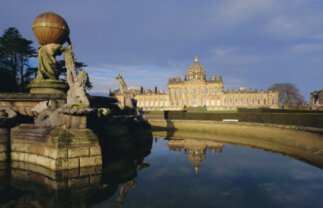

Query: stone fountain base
(10, 124), (102, 170)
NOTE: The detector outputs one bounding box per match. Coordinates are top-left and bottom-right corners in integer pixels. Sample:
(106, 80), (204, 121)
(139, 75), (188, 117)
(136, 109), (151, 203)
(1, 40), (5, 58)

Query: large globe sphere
(32, 12), (70, 45)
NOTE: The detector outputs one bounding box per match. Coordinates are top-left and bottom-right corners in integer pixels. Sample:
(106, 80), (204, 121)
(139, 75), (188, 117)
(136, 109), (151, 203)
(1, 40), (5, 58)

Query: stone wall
(0, 128), (8, 162)
(11, 124), (102, 170)
(0, 93), (66, 117)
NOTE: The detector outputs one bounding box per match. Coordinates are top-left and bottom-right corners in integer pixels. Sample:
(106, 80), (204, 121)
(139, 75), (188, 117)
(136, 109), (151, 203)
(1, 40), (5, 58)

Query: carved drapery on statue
(36, 44), (62, 80)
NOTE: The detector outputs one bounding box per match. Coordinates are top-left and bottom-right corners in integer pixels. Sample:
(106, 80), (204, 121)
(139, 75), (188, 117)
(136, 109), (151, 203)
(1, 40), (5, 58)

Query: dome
(188, 56), (205, 72)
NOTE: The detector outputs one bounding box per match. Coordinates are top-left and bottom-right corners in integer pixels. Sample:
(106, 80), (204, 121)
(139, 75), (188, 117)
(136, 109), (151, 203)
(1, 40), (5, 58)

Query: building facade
(134, 56), (279, 111)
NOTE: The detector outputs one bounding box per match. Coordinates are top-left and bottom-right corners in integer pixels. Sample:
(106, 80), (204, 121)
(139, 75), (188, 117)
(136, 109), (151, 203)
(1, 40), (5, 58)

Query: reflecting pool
(1, 134), (323, 208)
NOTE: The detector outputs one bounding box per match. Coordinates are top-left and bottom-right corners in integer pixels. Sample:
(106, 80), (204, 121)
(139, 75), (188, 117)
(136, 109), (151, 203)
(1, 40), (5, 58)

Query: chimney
(154, 86), (158, 94)
(213, 75), (216, 80)
(140, 86), (143, 94)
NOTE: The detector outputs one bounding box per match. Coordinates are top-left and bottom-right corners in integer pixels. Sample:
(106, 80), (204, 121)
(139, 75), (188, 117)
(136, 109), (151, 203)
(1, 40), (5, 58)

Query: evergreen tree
(0, 27), (36, 91)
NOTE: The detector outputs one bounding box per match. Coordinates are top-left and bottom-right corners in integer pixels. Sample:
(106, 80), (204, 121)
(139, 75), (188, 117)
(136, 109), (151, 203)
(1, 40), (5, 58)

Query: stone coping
(0, 93), (66, 100)
(148, 119), (323, 134)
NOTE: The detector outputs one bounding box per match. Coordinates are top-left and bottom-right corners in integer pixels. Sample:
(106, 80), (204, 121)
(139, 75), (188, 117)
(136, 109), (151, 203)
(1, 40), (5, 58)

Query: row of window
(170, 88), (221, 96)
(138, 98), (276, 107)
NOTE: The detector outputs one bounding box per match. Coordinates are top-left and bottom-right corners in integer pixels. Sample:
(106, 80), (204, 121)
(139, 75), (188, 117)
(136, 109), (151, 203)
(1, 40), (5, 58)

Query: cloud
(290, 43), (323, 53)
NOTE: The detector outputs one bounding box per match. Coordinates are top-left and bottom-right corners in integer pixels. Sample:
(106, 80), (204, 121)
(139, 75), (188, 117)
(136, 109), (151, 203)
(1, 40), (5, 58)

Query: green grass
(146, 111), (164, 114)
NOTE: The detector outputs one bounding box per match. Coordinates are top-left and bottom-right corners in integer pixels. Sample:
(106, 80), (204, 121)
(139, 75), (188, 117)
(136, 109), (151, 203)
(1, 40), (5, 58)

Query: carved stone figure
(35, 43), (63, 80)
(0, 107), (17, 127)
(116, 73), (136, 108)
(32, 100), (64, 128)
(63, 45), (90, 107)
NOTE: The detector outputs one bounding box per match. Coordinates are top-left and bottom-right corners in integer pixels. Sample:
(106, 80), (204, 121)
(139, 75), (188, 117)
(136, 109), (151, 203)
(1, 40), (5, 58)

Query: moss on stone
(51, 130), (74, 147)
(28, 79), (68, 89)
(71, 103), (87, 109)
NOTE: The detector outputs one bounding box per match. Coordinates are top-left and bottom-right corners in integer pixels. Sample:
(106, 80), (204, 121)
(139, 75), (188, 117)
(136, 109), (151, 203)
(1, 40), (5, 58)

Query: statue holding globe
(28, 12), (71, 94)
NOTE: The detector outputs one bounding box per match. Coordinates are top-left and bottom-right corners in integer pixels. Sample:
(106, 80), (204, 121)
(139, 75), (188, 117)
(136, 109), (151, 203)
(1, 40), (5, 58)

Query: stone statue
(63, 44), (90, 107)
(0, 107), (17, 127)
(116, 73), (128, 95)
(35, 43), (63, 80)
(31, 100), (63, 128)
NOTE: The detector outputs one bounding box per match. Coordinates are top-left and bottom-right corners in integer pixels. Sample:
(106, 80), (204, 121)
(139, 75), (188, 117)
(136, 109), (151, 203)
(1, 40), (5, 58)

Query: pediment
(185, 79), (206, 85)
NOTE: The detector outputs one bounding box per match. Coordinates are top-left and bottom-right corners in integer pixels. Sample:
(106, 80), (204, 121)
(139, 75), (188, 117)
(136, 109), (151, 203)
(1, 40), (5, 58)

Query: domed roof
(188, 56), (205, 72)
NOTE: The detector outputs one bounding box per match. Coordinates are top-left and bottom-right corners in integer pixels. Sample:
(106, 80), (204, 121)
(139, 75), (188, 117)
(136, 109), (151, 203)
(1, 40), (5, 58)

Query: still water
(1, 136), (323, 208)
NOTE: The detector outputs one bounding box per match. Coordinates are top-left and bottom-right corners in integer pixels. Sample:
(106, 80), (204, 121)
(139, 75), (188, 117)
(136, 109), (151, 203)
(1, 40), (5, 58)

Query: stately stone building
(127, 56), (279, 111)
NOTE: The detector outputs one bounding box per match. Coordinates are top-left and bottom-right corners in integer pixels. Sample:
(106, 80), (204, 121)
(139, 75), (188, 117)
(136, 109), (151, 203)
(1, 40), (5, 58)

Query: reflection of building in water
(168, 139), (223, 173)
(310, 90), (323, 110)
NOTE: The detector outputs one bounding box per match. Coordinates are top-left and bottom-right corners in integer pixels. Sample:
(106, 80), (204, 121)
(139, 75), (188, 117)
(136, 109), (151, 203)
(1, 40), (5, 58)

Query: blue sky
(1, 0), (323, 101)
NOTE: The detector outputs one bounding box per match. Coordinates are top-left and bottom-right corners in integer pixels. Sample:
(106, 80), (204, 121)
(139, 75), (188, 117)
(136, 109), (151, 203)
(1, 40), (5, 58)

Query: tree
(269, 83), (305, 108)
(0, 27), (37, 91)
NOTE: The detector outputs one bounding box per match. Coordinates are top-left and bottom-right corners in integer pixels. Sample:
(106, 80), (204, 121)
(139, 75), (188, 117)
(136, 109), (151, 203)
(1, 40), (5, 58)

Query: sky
(1, 0), (323, 101)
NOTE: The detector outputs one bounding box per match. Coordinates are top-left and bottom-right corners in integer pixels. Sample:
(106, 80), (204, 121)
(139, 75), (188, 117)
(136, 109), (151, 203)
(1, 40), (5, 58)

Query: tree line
(0, 27), (92, 92)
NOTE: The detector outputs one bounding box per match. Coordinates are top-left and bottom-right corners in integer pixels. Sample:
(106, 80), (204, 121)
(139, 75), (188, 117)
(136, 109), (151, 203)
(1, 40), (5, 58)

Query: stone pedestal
(28, 79), (68, 95)
(10, 124), (102, 170)
(0, 128), (8, 162)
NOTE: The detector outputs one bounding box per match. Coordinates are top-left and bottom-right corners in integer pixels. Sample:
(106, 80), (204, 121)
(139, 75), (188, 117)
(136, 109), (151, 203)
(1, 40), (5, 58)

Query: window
(187, 99), (189, 105)
(230, 99), (232, 106)
(235, 99), (238, 106)
(224, 99), (227, 105)
(195, 74), (198, 78)
(171, 89), (174, 95)
(193, 99), (197, 106)
(201, 99), (204, 105)
(211, 99), (215, 106)
(206, 89), (209, 95)
(171, 99), (174, 106)
(206, 99), (209, 106)
(160, 100), (163, 106)
(181, 89), (184, 95)
(217, 99), (220, 106)
(145, 101), (148, 106)
(212, 89), (215, 95)
(246, 99), (249, 105)
(186, 89), (190, 95)
(252, 99), (255, 106)
(140, 100), (143, 106)
(176, 89), (179, 95)
(264, 99), (266, 105)
(258, 99), (260, 105)
(165, 101), (168, 106)
(182, 100), (184, 105)
(193, 88), (197, 95)
(176, 100), (179, 106)
(241, 99), (243, 105)
(150, 100), (153, 106)
(155, 100), (158, 106)
(217, 88), (220, 94)
(272, 98), (275, 105)
(201, 89), (203, 95)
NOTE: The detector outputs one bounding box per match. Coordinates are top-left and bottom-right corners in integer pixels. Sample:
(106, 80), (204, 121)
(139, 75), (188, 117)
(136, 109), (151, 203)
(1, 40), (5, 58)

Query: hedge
(164, 111), (323, 128)
(237, 108), (323, 113)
